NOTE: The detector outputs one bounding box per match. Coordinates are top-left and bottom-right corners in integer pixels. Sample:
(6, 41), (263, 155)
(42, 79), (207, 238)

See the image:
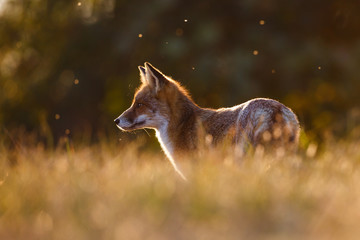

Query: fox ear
(138, 66), (147, 84)
(144, 62), (168, 93)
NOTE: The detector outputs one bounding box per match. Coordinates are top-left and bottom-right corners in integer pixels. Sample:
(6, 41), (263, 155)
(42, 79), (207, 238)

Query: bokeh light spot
(176, 28), (184, 36)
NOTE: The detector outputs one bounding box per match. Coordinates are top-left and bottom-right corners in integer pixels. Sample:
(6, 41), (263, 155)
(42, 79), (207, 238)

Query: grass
(0, 133), (360, 240)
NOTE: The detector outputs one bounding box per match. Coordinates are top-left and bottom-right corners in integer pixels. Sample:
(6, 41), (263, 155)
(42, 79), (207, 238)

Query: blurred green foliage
(0, 0), (359, 143)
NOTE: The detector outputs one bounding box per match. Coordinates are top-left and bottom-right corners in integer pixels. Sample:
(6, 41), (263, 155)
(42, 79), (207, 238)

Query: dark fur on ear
(138, 66), (146, 76)
(144, 62), (168, 92)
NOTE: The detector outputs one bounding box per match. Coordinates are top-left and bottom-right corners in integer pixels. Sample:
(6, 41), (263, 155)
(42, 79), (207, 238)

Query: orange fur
(115, 63), (300, 179)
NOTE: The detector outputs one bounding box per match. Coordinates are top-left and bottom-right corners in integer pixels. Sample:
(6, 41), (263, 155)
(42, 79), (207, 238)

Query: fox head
(114, 62), (190, 131)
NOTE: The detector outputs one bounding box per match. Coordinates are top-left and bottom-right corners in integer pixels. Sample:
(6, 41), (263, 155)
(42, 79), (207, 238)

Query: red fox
(114, 62), (300, 179)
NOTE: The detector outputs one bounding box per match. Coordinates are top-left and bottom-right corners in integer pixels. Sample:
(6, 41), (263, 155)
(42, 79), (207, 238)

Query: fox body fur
(115, 62), (300, 179)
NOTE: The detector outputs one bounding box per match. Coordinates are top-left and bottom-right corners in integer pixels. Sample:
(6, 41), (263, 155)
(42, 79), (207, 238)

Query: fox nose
(114, 118), (120, 124)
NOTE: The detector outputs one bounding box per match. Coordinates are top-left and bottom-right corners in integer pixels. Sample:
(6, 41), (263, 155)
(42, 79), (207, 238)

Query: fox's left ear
(144, 62), (168, 93)
(138, 66), (147, 84)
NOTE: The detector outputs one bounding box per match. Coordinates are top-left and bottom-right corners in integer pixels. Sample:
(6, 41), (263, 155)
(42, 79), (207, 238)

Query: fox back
(115, 63), (300, 179)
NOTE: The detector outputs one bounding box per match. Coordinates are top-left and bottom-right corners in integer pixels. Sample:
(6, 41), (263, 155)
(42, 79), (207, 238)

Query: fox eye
(135, 103), (143, 108)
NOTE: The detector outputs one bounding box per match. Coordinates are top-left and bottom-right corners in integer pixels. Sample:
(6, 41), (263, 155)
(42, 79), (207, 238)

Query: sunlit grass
(0, 134), (360, 240)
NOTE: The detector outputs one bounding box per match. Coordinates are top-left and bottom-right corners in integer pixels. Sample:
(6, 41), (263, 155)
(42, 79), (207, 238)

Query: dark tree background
(0, 0), (359, 144)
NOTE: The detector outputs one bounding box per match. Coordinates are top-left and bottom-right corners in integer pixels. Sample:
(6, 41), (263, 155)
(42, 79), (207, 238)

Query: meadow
(1, 1), (360, 239)
(0, 130), (360, 240)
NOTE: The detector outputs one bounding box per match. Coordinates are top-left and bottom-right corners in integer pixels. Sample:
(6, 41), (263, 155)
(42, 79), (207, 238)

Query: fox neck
(155, 94), (213, 158)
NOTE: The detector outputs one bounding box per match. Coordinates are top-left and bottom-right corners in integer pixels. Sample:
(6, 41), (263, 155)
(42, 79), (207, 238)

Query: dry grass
(0, 134), (360, 240)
